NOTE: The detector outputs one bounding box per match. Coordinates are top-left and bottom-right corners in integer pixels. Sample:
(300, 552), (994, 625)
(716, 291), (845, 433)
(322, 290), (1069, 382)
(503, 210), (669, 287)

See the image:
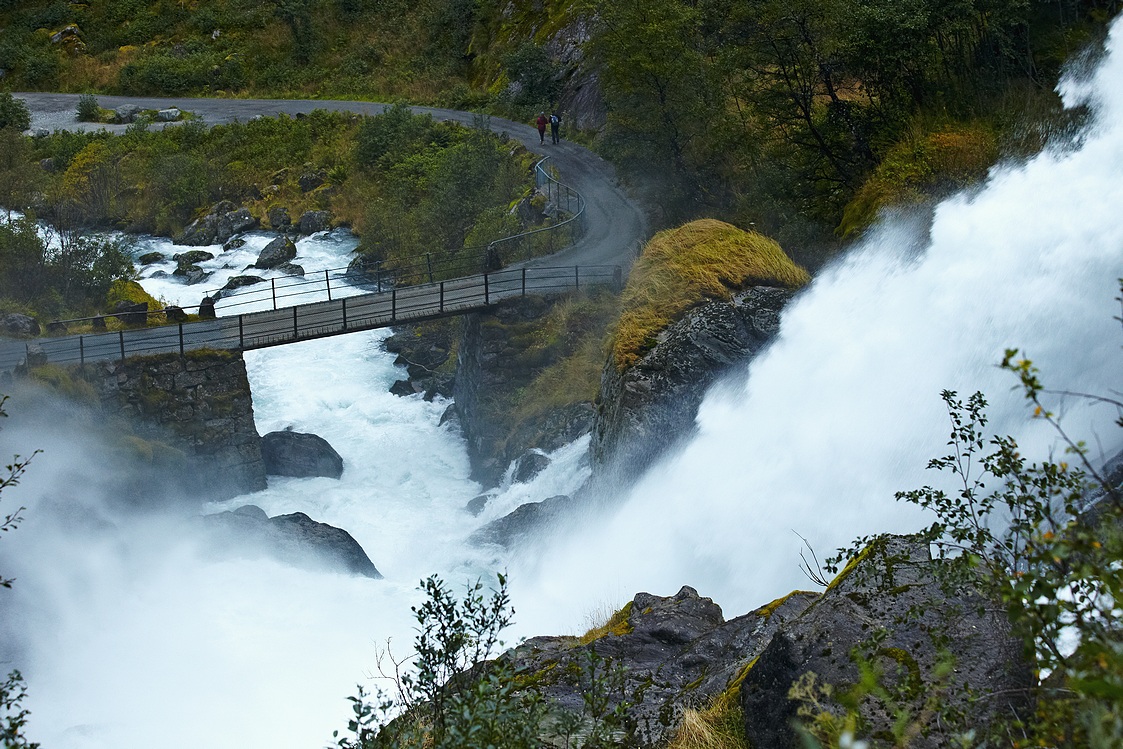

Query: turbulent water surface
(3, 20), (1123, 749)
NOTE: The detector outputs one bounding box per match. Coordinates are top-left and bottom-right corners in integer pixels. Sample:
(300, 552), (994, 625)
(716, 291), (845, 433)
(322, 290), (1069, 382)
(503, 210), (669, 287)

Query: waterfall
(2, 20), (1123, 749)
(510, 20), (1123, 632)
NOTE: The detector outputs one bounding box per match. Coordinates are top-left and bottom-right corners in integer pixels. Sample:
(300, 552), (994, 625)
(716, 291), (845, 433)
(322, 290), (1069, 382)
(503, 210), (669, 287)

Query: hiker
(550, 112), (560, 144)
(536, 112), (548, 144)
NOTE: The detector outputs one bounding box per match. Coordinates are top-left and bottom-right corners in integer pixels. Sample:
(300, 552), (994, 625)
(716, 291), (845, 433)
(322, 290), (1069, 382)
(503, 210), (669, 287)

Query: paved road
(14, 93), (648, 269)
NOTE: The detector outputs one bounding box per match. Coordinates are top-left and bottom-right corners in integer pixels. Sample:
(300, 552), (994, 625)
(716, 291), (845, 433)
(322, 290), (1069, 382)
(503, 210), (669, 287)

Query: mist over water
(511, 21), (1123, 630)
(1, 20), (1122, 748)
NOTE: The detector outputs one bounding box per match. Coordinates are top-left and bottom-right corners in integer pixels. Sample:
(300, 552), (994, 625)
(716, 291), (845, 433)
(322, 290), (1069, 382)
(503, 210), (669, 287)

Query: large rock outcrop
(383, 320), (457, 401)
(260, 430), (344, 479)
(178, 201), (258, 246)
(501, 585), (817, 747)
(453, 295), (598, 487)
(740, 536), (1033, 748)
(590, 286), (794, 488)
(203, 504), (380, 578)
(94, 350), (267, 499)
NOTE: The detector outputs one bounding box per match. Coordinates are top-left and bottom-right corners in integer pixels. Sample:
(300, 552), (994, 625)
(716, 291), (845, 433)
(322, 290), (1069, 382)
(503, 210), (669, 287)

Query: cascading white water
(510, 22), (1123, 631)
(1, 19), (1123, 748)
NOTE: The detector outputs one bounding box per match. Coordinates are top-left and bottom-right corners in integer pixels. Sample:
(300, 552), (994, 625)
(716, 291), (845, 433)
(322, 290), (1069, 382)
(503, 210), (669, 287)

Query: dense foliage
(2, 0), (1115, 256)
(0, 217), (134, 320)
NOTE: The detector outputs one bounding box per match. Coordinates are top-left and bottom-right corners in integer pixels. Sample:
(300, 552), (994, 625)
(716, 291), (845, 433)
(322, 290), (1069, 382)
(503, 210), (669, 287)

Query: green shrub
(0, 93), (30, 131)
(76, 93), (101, 123)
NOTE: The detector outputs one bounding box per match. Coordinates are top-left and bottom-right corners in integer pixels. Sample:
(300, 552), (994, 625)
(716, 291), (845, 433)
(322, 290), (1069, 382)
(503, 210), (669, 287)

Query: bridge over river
(1, 93), (648, 372)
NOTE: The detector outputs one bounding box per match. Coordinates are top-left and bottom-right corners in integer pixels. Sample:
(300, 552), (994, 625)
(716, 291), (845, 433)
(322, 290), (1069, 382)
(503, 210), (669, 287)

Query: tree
(0, 128), (41, 219)
(0, 93), (30, 132)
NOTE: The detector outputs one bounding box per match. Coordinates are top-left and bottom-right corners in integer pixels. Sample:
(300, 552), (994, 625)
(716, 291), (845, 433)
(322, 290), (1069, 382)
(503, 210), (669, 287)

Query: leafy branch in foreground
(824, 283), (1123, 746)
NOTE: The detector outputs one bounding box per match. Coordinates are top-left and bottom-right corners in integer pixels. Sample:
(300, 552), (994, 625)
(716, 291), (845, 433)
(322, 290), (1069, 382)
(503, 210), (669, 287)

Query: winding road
(1, 93), (649, 370)
(15, 93), (648, 268)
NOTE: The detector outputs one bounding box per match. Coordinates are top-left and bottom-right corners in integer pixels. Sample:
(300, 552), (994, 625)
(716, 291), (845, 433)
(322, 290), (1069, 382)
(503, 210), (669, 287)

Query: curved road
(14, 93), (649, 270)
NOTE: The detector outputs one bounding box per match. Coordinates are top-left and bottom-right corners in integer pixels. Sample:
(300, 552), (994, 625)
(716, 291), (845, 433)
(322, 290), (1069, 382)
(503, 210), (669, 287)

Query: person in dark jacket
(549, 112), (561, 144)
(536, 112), (548, 144)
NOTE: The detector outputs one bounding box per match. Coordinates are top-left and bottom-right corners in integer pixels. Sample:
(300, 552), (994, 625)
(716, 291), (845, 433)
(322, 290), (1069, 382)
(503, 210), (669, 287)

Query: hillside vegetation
(2, 0), (1115, 258)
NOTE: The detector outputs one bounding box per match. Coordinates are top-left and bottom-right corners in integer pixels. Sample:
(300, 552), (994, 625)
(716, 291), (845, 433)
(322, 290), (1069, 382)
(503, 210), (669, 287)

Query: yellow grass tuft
(577, 600), (634, 645)
(612, 219), (808, 370)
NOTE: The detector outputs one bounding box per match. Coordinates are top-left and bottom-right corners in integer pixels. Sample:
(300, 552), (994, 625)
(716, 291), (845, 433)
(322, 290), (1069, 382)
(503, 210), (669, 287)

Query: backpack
(550, 115), (559, 125)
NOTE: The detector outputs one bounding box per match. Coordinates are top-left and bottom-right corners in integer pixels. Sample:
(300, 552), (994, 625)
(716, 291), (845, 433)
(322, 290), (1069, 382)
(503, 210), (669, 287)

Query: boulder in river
(202, 505), (381, 578)
(260, 430), (344, 479)
(267, 205), (291, 230)
(138, 251), (165, 265)
(277, 262), (305, 277)
(254, 236), (298, 270)
(178, 202), (259, 246)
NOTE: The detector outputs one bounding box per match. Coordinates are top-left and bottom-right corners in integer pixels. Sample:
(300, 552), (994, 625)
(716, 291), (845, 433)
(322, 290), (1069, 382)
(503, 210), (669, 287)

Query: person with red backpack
(536, 112), (548, 144)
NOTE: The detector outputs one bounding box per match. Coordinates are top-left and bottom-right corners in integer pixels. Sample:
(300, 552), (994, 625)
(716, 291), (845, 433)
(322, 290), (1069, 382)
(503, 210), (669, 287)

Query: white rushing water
(3, 20), (1123, 748)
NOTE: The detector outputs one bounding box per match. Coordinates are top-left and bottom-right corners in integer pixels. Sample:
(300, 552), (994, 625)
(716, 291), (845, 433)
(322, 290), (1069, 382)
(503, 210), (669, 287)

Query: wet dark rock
(138, 251), (165, 265)
(465, 493), (495, 516)
(1, 313), (40, 339)
(198, 296), (216, 319)
(277, 262), (305, 277)
(298, 210), (331, 235)
(184, 267), (209, 285)
(384, 322), (456, 401)
(591, 286), (795, 489)
(511, 451), (550, 483)
(501, 585), (816, 748)
(172, 250), (214, 277)
(470, 494), (572, 548)
(213, 275), (265, 301)
(389, 379), (421, 397)
(254, 236), (297, 270)
(260, 430), (344, 479)
(178, 202), (258, 246)
(202, 507), (381, 579)
(740, 536), (1033, 749)
(223, 237), (246, 251)
(164, 305), (187, 323)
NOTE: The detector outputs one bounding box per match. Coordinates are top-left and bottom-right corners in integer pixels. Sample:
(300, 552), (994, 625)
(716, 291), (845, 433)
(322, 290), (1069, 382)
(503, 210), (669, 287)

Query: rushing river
(3, 19), (1123, 749)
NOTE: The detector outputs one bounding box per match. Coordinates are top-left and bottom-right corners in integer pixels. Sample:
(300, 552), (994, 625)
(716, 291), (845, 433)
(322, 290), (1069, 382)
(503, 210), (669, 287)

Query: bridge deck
(0, 265), (620, 371)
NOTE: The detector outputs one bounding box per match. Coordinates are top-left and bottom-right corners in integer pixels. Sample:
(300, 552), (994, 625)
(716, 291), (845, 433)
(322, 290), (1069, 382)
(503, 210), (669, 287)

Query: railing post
(613, 266), (623, 291)
(119, 330), (125, 363)
(79, 336), (85, 365)
(271, 278), (277, 310)
(179, 323), (185, 355)
(293, 306), (298, 339)
(342, 297), (348, 331)
(238, 316), (244, 349)
(484, 272), (489, 306)
(440, 281), (445, 313)
(375, 263), (382, 294)
(325, 270), (332, 301)
(575, 265), (580, 290)
(426, 253), (434, 284)
(522, 267), (526, 297)
(392, 288), (397, 321)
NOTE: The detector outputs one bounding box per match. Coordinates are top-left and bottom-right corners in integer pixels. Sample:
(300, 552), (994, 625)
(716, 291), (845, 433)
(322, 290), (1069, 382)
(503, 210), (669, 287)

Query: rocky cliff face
(92, 350), (266, 499)
(590, 286), (794, 489)
(453, 294), (600, 487)
(495, 535), (1031, 748)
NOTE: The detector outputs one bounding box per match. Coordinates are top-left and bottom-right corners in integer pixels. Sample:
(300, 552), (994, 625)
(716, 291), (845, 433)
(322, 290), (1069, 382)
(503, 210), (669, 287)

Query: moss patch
(755, 590), (817, 619)
(577, 600), (634, 645)
(612, 219), (808, 370)
(28, 363), (99, 404)
(837, 123), (997, 238)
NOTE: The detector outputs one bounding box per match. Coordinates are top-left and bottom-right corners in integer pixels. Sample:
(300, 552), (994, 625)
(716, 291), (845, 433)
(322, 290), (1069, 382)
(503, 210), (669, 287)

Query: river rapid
(3, 19), (1123, 748)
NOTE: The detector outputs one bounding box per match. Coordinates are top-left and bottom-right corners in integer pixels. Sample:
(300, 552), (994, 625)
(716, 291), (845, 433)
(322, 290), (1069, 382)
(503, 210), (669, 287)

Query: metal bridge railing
(41, 157), (589, 337)
(4, 264), (622, 370)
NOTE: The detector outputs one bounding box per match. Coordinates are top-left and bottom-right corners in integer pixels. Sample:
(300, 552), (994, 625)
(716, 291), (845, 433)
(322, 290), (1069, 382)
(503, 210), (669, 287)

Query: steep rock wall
(91, 349), (266, 499)
(590, 286), (794, 488)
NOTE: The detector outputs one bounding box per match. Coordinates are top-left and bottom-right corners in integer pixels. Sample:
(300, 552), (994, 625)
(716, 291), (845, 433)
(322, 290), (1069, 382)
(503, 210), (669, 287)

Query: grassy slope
(612, 219), (809, 370)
